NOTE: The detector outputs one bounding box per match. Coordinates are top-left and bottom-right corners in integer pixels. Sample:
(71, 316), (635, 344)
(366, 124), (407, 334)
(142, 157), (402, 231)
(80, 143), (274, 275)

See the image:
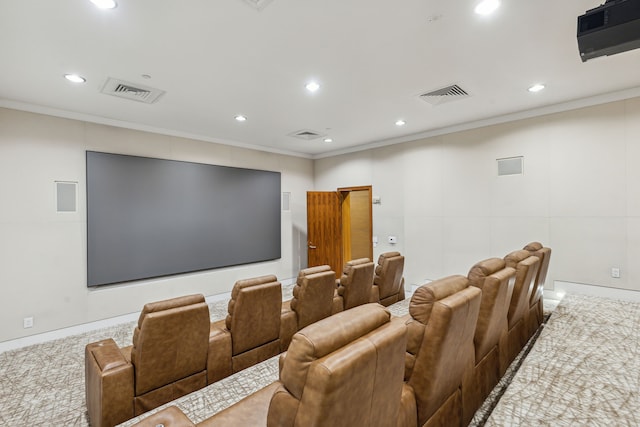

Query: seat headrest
(344, 257), (371, 271)
(467, 258), (506, 285)
(138, 294), (205, 328)
(298, 265), (332, 278)
(342, 258), (373, 275)
(280, 303), (390, 399)
(291, 269), (335, 307)
(377, 251), (401, 264)
(227, 275), (281, 331)
(231, 275), (278, 298)
(523, 241), (543, 251)
(504, 249), (531, 268)
(409, 275), (469, 324)
(375, 252), (404, 276)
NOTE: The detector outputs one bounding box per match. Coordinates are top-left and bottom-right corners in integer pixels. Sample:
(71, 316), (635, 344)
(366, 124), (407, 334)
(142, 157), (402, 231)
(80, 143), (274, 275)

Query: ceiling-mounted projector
(577, 0), (640, 62)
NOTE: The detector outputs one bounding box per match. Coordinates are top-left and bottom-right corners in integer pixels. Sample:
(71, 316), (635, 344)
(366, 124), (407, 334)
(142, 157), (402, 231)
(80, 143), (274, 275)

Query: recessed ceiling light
(234, 115), (247, 122)
(90, 0), (117, 9)
(305, 81), (320, 93)
(323, 138), (333, 143)
(64, 74), (86, 83)
(475, 0), (500, 15)
(395, 120), (406, 126)
(528, 83), (545, 93)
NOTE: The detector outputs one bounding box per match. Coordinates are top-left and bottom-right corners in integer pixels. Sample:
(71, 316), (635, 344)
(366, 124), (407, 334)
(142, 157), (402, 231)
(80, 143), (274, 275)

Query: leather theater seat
(523, 242), (552, 337)
(279, 265), (337, 351)
(503, 250), (540, 365)
(208, 275), (283, 383)
(461, 258), (516, 424)
(372, 251), (406, 307)
(397, 275), (482, 427)
(85, 294), (211, 427)
(333, 257), (376, 312)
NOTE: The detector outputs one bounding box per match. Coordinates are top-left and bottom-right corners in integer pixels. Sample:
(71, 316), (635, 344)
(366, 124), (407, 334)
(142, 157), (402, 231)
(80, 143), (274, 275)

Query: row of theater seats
(85, 252), (406, 427)
(130, 242), (551, 427)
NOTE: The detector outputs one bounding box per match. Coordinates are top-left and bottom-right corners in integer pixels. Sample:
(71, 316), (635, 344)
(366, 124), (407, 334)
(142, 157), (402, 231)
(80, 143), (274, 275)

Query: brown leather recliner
(523, 242), (552, 337)
(333, 258), (375, 312)
(461, 258), (516, 425)
(137, 303), (407, 427)
(85, 294), (211, 427)
(279, 265), (337, 351)
(208, 275), (283, 383)
(372, 251), (406, 307)
(504, 250), (540, 365)
(397, 275), (482, 427)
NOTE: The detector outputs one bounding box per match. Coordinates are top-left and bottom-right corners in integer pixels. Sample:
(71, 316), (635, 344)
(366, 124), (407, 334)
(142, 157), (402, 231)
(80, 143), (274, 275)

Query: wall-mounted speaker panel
(282, 192), (291, 211)
(56, 181), (77, 212)
(497, 156), (523, 176)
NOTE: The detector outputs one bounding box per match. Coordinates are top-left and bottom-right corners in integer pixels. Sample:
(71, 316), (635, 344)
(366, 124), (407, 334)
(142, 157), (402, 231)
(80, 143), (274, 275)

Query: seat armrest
(332, 293), (344, 315)
(397, 384), (418, 427)
(207, 322), (233, 384)
(131, 406), (195, 427)
(278, 351), (287, 374)
(85, 338), (134, 427)
(198, 382), (279, 427)
(370, 285), (380, 304)
(280, 307), (298, 352)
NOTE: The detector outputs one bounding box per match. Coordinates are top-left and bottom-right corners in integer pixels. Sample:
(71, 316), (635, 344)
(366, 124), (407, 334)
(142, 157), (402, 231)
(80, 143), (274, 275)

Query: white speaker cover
(56, 181), (77, 212)
(282, 192), (291, 211)
(497, 157), (523, 176)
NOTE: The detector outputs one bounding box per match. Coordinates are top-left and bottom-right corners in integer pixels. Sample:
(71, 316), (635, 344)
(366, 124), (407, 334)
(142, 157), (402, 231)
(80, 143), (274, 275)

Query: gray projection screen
(86, 151), (281, 286)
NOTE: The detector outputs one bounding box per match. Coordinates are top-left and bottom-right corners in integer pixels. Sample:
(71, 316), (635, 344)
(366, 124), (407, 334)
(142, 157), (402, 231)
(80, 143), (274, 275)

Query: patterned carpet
(2, 291), (634, 426)
(485, 294), (640, 426)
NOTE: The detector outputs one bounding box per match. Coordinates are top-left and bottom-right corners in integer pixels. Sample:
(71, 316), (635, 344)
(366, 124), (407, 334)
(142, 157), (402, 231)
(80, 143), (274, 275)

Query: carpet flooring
(485, 294), (640, 426)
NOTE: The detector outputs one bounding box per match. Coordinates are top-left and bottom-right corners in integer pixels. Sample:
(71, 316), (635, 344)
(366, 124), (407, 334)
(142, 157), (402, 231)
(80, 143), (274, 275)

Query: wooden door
(307, 191), (342, 276)
(307, 186), (373, 277)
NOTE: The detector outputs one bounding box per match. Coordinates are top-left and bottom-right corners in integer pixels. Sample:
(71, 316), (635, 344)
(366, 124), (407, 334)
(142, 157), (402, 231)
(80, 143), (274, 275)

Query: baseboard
(551, 280), (640, 303)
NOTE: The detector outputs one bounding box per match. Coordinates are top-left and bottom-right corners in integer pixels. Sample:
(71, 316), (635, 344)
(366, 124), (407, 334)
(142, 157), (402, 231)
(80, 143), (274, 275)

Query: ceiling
(2, 0), (640, 158)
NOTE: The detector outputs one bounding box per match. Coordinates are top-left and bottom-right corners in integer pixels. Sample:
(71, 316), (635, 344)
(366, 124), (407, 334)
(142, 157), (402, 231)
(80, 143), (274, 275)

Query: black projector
(577, 0), (640, 62)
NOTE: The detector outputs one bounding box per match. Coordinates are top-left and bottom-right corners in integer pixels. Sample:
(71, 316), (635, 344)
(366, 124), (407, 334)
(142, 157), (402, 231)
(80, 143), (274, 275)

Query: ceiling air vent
(242, 0), (274, 11)
(419, 84), (470, 106)
(100, 78), (165, 104)
(288, 129), (326, 140)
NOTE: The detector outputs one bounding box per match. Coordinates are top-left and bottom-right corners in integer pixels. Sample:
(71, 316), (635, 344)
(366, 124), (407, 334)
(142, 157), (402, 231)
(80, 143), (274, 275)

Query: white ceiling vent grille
(288, 129), (326, 140)
(242, 0), (274, 11)
(100, 78), (165, 104)
(419, 84), (470, 106)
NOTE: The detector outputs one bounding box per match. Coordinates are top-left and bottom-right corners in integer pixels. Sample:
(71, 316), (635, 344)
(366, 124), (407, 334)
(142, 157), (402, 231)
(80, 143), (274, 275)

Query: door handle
(309, 245), (317, 249)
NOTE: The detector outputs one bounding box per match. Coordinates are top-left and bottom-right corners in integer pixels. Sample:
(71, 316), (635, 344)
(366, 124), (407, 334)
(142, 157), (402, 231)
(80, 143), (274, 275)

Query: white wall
(316, 98), (640, 293)
(4, 96), (640, 343)
(0, 108), (313, 342)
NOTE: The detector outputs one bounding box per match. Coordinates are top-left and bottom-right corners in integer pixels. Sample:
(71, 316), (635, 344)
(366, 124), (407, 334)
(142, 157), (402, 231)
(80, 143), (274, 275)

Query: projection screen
(86, 151), (281, 286)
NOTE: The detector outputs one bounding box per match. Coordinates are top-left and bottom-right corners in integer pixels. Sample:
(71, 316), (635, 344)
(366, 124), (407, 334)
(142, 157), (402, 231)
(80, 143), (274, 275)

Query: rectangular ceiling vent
(242, 0), (274, 11)
(419, 84), (470, 106)
(288, 129), (326, 140)
(100, 78), (165, 104)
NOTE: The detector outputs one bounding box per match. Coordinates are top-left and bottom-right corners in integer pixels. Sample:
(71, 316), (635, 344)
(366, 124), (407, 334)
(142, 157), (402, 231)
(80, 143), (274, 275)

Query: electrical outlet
(23, 317), (34, 328)
(611, 267), (620, 278)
